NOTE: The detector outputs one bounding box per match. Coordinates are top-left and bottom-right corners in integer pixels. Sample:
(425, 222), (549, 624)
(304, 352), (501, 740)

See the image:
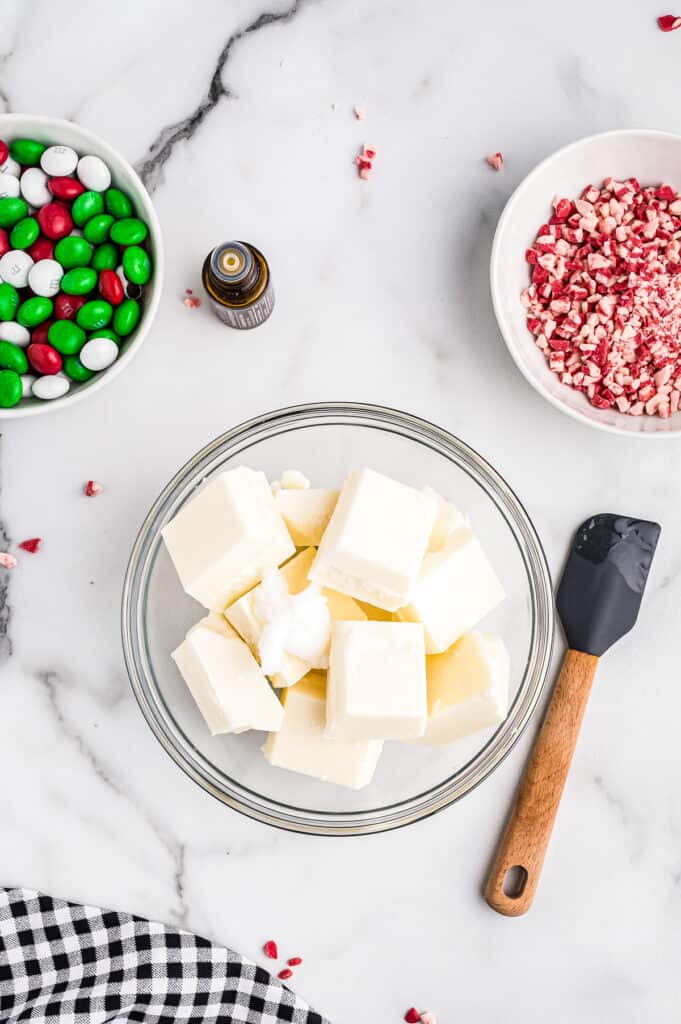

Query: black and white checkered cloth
(0, 889), (328, 1023)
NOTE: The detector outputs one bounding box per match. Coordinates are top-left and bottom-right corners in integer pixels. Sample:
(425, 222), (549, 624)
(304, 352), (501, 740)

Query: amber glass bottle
(202, 241), (274, 330)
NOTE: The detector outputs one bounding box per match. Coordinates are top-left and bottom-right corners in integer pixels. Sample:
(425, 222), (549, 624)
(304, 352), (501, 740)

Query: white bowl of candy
(0, 114), (163, 417)
(491, 129), (681, 437)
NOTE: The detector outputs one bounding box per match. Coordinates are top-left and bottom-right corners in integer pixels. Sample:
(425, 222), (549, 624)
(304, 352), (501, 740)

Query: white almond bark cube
(396, 525), (505, 654)
(325, 621), (427, 740)
(263, 671), (383, 789)
(162, 467), (295, 612)
(171, 626), (284, 736)
(275, 488), (339, 546)
(418, 631), (510, 744)
(309, 468), (437, 612)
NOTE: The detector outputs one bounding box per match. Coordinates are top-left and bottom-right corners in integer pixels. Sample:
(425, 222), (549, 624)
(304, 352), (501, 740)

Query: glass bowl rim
(121, 402), (555, 836)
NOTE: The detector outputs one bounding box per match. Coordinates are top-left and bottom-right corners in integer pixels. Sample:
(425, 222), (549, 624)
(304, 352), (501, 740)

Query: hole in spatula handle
(503, 865), (528, 899)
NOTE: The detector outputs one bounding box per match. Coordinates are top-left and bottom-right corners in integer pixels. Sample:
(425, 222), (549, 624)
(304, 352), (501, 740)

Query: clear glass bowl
(121, 403), (554, 835)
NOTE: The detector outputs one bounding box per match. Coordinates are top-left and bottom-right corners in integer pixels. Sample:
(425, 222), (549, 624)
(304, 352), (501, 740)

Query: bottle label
(209, 279), (275, 330)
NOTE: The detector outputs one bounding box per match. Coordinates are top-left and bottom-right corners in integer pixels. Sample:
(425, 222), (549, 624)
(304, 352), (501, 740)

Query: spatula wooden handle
(484, 648), (598, 916)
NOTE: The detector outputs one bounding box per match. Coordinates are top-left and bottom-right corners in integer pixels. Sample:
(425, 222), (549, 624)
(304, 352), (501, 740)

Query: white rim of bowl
(490, 128), (681, 439)
(0, 114), (164, 418)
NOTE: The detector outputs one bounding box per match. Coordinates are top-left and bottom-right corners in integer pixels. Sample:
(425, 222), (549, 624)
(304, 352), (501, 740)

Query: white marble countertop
(1, 1), (680, 1020)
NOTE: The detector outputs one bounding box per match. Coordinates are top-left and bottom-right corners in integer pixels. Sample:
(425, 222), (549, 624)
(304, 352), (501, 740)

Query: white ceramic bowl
(0, 114), (163, 418)
(491, 129), (681, 438)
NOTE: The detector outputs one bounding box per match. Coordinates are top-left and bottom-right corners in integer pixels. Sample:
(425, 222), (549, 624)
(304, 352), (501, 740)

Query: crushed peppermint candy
(18, 538), (42, 553)
(420, 1014), (438, 1024)
(404, 1010), (421, 1023)
(0, 552), (17, 569)
(84, 480), (103, 497)
(521, 177), (681, 417)
(486, 151), (504, 171)
(263, 940), (279, 960)
(353, 106), (366, 120)
(278, 968), (293, 981)
(287, 956), (303, 966)
(183, 288), (201, 309)
(658, 13), (681, 30)
(356, 143), (377, 181)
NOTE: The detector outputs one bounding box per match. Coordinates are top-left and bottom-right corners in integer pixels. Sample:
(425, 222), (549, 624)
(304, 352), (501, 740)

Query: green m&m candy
(0, 369), (22, 408)
(77, 299), (112, 331)
(104, 188), (133, 218)
(63, 354), (94, 382)
(17, 296), (53, 329)
(48, 320), (86, 355)
(0, 283), (20, 321)
(113, 298), (140, 336)
(0, 340), (28, 374)
(61, 267), (98, 295)
(54, 235), (93, 269)
(72, 190), (104, 227)
(110, 218), (148, 245)
(83, 214), (114, 245)
(88, 328), (119, 344)
(10, 216), (39, 250)
(0, 197), (28, 229)
(91, 242), (119, 272)
(122, 245), (151, 285)
(9, 138), (45, 167)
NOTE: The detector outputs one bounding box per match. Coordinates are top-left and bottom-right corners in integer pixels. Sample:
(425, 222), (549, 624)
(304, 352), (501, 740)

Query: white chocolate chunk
(187, 611), (237, 639)
(325, 621), (427, 740)
(225, 547), (366, 687)
(171, 626), (284, 736)
(275, 488), (339, 546)
(396, 526), (505, 654)
(263, 671), (383, 789)
(162, 467), (295, 612)
(423, 485), (467, 552)
(309, 468), (437, 612)
(279, 469), (310, 490)
(417, 632), (510, 745)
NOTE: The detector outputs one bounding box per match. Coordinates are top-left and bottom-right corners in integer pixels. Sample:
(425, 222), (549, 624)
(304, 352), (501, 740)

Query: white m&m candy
(0, 250), (33, 288)
(32, 373), (70, 400)
(77, 155), (111, 192)
(0, 155), (20, 177)
(28, 259), (64, 298)
(20, 374), (36, 398)
(80, 336), (118, 371)
(40, 145), (78, 177)
(0, 174), (20, 199)
(0, 322), (30, 347)
(20, 167), (51, 207)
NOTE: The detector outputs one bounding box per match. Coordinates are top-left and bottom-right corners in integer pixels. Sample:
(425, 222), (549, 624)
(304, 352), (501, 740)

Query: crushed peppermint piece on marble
(420, 1013), (438, 1024)
(263, 940), (279, 960)
(0, 552), (17, 569)
(353, 106), (366, 120)
(404, 1009), (421, 1023)
(658, 14), (681, 30)
(355, 143), (377, 180)
(183, 288), (201, 309)
(278, 968), (293, 981)
(85, 480), (103, 497)
(486, 151), (504, 170)
(287, 956), (302, 966)
(18, 538), (42, 553)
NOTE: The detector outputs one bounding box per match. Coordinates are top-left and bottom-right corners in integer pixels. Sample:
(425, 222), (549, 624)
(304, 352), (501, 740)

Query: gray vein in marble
(136, 1), (306, 191)
(34, 668), (188, 926)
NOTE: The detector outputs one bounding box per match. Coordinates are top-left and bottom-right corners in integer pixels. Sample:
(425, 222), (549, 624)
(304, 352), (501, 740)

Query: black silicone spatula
(484, 513), (661, 916)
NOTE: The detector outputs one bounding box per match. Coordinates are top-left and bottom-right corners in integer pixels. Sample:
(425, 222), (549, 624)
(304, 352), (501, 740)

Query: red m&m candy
(27, 342), (62, 375)
(54, 292), (86, 320)
(98, 269), (123, 306)
(31, 320), (53, 345)
(0, 140), (7, 167)
(38, 202), (73, 240)
(47, 176), (85, 201)
(0, 228), (9, 258)
(28, 236), (55, 262)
